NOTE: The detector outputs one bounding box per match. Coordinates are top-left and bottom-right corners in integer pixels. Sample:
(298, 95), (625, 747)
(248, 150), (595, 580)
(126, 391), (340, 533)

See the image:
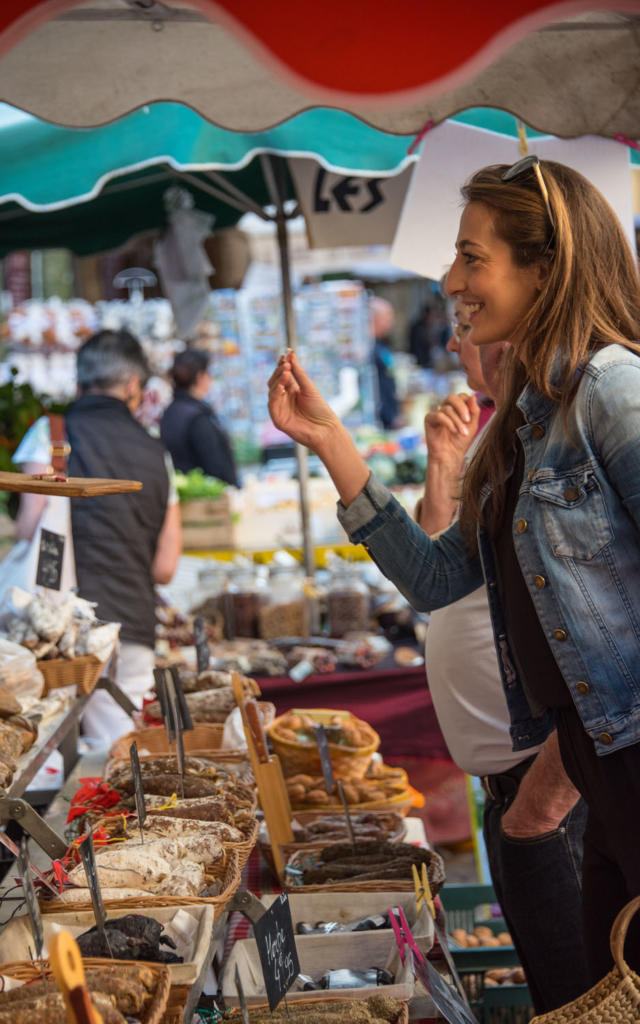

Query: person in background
(14, 329), (181, 742)
(370, 297), (400, 430)
(407, 301), (448, 368)
(161, 349), (239, 486)
(416, 299), (589, 1013)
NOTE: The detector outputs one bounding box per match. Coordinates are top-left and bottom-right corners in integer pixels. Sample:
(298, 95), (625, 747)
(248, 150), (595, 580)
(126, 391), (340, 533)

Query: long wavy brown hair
(458, 159), (640, 549)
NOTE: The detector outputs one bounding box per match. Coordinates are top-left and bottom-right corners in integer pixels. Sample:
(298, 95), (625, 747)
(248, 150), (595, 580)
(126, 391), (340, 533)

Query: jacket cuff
(336, 473), (393, 538)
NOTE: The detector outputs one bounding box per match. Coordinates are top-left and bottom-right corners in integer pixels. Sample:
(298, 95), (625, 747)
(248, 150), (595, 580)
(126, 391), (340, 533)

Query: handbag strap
(48, 414), (70, 477)
(610, 894), (640, 981)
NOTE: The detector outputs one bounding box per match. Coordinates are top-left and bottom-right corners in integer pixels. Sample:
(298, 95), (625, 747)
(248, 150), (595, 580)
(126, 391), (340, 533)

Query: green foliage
(175, 468), (228, 502)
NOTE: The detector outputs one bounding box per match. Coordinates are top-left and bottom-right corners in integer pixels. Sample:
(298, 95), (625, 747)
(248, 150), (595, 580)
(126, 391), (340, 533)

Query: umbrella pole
(263, 155), (315, 578)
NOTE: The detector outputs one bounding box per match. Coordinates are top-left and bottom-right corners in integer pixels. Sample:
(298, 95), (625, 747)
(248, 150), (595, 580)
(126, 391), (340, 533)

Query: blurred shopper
(416, 301), (590, 1014)
(14, 329), (181, 742)
(370, 297), (400, 430)
(161, 349), (239, 486)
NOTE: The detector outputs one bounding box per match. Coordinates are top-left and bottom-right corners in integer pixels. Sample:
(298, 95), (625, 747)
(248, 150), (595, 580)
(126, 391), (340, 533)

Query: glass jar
(226, 564), (267, 638)
(195, 561), (228, 619)
(259, 562), (309, 640)
(327, 562), (370, 637)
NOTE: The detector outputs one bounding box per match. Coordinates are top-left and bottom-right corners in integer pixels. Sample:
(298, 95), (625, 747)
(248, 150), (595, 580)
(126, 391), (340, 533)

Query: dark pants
(557, 706), (640, 985)
(482, 758), (591, 1013)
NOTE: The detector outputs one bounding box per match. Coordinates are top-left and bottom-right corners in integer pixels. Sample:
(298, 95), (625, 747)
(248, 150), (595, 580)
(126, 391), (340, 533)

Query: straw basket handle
(610, 894), (640, 980)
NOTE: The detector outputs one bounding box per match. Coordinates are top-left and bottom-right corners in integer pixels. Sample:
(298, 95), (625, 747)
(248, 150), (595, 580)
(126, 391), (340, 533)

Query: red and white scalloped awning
(0, 1), (639, 138)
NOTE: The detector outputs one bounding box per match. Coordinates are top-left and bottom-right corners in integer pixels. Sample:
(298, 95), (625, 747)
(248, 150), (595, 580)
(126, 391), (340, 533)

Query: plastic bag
(221, 701), (276, 750)
(0, 638), (44, 700)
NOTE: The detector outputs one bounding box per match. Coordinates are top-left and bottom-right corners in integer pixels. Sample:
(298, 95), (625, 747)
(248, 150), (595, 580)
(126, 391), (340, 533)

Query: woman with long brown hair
(268, 158), (640, 986)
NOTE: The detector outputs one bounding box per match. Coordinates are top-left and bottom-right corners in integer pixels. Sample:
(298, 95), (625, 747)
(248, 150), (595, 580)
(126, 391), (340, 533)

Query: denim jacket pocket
(531, 470), (612, 560)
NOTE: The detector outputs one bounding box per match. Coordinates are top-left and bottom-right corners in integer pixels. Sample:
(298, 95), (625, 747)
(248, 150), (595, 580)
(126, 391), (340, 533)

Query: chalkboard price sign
(129, 741), (147, 836)
(193, 615), (210, 674)
(35, 528), (65, 590)
(314, 724), (336, 795)
(79, 833), (111, 953)
(253, 891), (300, 1011)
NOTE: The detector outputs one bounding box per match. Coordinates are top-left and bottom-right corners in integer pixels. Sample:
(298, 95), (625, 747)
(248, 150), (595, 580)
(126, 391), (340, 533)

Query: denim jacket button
(552, 628), (568, 641)
(563, 486), (580, 501)
(598, 732), (613, 745)
(531, 424), (546, 440)
(516, 518), (528, 534)
(576, 681), (590, 695)
(534, 575), (546, 588)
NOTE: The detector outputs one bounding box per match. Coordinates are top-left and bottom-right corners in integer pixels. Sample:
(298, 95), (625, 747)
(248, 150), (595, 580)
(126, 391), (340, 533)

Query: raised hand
(268, 349), (340, 454)
(424, 392), (481, 471)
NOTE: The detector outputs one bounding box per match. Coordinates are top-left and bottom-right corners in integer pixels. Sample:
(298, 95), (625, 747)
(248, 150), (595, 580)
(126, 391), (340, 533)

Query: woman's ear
(534, 258), (552, 291)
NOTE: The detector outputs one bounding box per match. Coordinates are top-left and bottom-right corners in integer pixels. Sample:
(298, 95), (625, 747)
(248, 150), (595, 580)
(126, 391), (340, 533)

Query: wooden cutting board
(0, 472), (142, 497)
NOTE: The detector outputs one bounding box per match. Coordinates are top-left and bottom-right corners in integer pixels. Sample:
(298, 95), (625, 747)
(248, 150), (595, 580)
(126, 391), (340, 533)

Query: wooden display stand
(0, 471), (142, 497)
(231, 672), (293, 875)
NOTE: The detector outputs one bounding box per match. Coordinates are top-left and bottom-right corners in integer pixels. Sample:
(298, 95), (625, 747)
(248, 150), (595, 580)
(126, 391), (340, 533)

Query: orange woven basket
(38, 655), (104, 696)
(0, 957), (170, 1024)
(267, 709), (380, 780)
(40, 847), (242, 915)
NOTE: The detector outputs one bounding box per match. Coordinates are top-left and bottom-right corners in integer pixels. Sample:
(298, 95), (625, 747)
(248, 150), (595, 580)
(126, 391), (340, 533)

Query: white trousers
(81, 642), (155, 745)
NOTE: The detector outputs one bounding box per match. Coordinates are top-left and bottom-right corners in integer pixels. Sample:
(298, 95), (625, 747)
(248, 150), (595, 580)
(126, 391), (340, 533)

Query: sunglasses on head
(501, 155), (555, 231)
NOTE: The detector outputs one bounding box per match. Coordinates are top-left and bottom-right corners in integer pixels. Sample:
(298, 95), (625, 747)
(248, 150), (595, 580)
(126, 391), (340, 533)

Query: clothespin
(412, 861), (435, 919)
(515, 119), (529, 156)
(388, 905), (424, 966)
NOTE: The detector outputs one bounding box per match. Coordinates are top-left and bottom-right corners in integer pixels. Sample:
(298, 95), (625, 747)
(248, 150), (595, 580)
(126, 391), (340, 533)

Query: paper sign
(314, 724), (336, 795)
(170, 665), (194, 732)
(17, 841), (44, 960)
(79, 833), (112, 954)
(253, 891), (300, 1011)
(35, 527), (64, 590)
(193, 615), (210, 674)
(129, 741), (147, 836)
(413, 952), (477, 1024)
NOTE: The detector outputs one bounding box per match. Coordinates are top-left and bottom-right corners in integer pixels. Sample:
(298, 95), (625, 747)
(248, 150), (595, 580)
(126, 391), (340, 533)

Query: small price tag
(170, 665), (194, 732)
(253, 891), (300, 1011)
(413, 953), (477, 1024)
(17, 841), (44, 960)
(193, 615), (210, 674)
(35, 528), (64, 590)
(164, 671), (185, 798)
(79, 833), (111, 954)
(129, 741), (147, 839)
(314, 724), (335, 795)
(336, 778), (356, 848)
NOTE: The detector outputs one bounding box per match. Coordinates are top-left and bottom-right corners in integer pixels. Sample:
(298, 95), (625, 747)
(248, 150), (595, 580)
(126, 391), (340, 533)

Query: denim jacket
(338, 344), (640, 757)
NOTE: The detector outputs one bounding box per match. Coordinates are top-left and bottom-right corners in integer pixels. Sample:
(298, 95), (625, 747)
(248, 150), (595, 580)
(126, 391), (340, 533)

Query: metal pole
(261, 155), (315, 577)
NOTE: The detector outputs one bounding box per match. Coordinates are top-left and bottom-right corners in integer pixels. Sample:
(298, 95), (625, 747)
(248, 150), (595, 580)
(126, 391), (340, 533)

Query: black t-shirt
(492, 434), (571, 712)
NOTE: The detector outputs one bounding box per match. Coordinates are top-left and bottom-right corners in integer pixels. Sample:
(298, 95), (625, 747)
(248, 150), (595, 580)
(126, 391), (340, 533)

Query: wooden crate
(180, 494), (235, 550)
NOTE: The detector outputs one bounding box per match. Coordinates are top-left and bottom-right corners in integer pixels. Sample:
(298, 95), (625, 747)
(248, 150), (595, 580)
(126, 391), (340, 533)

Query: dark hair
(170, 349), (210, 390)
(76, 329), (150, 392)
(458, 159), (640, 547)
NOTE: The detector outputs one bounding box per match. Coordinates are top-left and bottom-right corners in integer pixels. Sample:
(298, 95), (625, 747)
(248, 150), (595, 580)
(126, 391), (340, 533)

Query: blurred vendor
(161, 349), (239, 486)
(14, 329), (181, 743)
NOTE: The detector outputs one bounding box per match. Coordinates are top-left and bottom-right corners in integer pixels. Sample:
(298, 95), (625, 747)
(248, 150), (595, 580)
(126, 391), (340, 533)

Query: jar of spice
(259, 561), (309, 640)
(327, 562), (370, 637)
(195, 561), (229, 637)
(226, 563), (267, 638)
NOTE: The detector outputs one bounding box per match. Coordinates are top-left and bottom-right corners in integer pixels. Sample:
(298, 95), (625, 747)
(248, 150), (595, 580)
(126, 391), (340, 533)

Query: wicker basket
(0, 957), (170, 1024)
(267, 709), (380, 780)
(226, 996), (409, 1024)
(40, 847), (242, 915)
(289, 785), (415, 822)
(109, 723), (227, 761)
(530, 895), (640, 1022)
(258, 811), (407, 877)
(284, 843), (446, 896)
(38, 654), (104, 696)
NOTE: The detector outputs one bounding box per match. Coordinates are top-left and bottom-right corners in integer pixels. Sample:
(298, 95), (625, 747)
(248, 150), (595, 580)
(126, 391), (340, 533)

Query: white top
(423, 425), (541, 776)
(14, 415), (179, 506)
(425, 585), (541, 776)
